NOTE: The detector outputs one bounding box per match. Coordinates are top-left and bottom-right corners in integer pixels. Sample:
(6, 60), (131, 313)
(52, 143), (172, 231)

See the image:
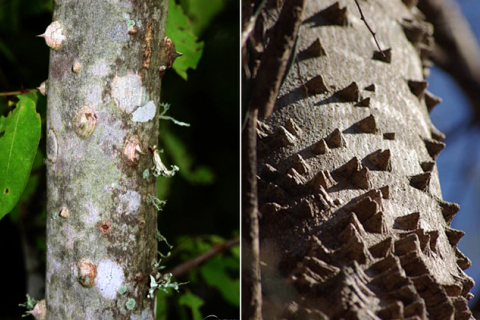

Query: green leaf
(0, 92), (41, 220)
(179, 0), (228, 36)
(178, 292), (204, 320)
(200, 256), (239, 306)
(166, 0), (204, 80)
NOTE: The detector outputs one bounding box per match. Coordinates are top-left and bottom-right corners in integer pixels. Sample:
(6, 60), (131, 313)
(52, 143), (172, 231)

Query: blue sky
(429, 0), (480, 301)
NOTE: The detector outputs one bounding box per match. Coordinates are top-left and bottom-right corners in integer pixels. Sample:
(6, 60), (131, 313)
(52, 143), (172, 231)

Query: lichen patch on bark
(96, 259), (125, 300)
(117, 190), (142, 215)
(111, 73), (144, 113)
(132, 101), (156, 122)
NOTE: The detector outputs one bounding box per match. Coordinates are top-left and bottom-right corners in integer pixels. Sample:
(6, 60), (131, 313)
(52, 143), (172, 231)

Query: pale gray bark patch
(96, 259), (125, 300)
(111, 73), (144, 113)
(132, 101), (156, 122)
(117, 190), (142, 215)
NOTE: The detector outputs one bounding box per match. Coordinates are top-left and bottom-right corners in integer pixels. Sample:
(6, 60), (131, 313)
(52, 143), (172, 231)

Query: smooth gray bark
(45, 0), (168, 319)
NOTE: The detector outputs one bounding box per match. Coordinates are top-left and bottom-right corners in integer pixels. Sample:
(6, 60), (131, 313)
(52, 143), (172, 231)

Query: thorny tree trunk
(248, 0), (475, 319)
(45, 1), (169, 319)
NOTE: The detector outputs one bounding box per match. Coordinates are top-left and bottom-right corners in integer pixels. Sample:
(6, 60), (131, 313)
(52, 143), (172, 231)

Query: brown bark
(247, 0), (475, 319)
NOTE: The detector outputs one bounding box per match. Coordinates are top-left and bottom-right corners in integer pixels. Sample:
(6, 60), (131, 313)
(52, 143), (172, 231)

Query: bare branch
(167, 237), (239, 278)
(354, 0), (385, 57)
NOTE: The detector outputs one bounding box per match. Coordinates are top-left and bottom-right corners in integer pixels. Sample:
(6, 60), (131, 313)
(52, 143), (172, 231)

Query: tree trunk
(45, 1), (168, 318)
(250, 0), (475, 319)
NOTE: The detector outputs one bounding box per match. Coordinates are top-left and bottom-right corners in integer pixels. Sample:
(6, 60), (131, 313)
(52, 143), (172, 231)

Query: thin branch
(167, 237), (239, 278)
(0, 90), (24, 96)
(354, 0), (385, 57)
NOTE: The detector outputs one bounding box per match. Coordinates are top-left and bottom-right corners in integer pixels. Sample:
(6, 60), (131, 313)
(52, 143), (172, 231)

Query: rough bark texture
(254, 0), (475, 319)
(242, 108), (262, 320)
(45, 0), (168, 319)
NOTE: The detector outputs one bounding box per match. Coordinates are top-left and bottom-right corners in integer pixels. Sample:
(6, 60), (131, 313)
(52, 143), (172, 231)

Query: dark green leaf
(178, 292), (204, 320)
(179, 0), (228, 36)
(0, 92), (41, 219)
(200, 256), (239, 306)
(166, 0), (204, 80)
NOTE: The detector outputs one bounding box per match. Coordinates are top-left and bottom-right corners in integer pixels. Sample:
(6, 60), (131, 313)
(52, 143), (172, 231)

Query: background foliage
(0, 0), (239, 319)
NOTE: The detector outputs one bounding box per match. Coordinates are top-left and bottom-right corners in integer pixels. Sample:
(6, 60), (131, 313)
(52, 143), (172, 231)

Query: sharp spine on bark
(351, 166), (371, 189)
(383, 132), (395, 140)
(423, 138), (446, 160)
(302, 38), (326, 57)
(338, 213), (367, 243)
(445, 227), (465, 246)
(345, 195), (379, 222)
(355, 97), (370, 107)
(319, 2), (348, 26)
(431, 123), (446, 141)
(365, 84), (375, 92)
(261, 163), (279, 180)
(311, 138), (330, 155)
(401, 19), (433, 45)
(369, 263), (409, 292)
(355, 114), (377, 133)
(276, 126), (297, 146)
(395, 233), (421, 256)
(456, 248), (471, 270)
(335, 157), (361, 177)
(425, 90), (442, 113)
(305, 75), (328, 95)
(363, 212), (387, 234)
(285, 167), (308, 190)
(437, 199), (460, 224)
(442, 284), (462, 297)
(296, 198), (317, 219)
(365, 149), (392, 171)
(408, 80), (428, 99)
(335, 230), (370, 264)
(409, 172), (431, 192)
(325, 128), (347, 148)
(394, 212), (420, 230)
(379, 186), (390, 199)
(335, 82), (360, 102)
(400, 251), (429, 276)
(420, 161), (435, 172)
(369, 255), (399, 274)
(368, 237), (393, 258)
(285, 118), (302, 137)
(373, 48), (392, 63)
(292, 154), (311, 175)
(308, 170), (335, 190)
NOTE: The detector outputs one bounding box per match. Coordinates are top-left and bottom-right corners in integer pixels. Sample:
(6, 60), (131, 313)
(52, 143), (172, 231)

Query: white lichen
(96, 259), (125, 300)
(132, 101), (156, 122)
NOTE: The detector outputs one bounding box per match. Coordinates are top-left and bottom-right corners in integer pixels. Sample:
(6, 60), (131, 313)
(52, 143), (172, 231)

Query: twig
(0, 90), (24, 97)
(166, 237), (239, 278)
(354, 0), (385, 57)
